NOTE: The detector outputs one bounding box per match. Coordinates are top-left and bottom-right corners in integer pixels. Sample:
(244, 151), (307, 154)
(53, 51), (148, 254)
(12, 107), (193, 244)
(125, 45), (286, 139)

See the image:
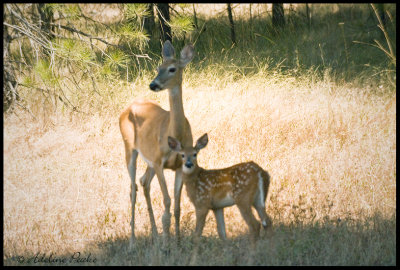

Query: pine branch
(49, 23), (151, 60)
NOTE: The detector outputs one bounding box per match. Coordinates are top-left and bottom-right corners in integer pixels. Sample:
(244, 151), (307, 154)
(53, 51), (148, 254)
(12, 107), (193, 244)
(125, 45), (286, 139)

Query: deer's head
(149, 40), (194, 91)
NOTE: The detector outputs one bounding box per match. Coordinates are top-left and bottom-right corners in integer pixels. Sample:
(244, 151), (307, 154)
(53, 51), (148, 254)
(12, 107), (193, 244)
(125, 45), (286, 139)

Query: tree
(193, 4), (198, 29)
(3, 4), (151, 114)
(227, 4), (236, 45)
(143, 3), (155, 36)
(272, 3), (285, 29)
(306, 3), (311, 29)
(156, 3), (171, 42)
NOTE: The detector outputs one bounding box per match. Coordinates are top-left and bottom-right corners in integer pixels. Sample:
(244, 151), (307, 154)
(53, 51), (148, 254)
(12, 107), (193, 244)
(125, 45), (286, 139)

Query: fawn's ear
(195, 133), (208, 151)
(168, 136), (182, 152)
(162, 40), (175, 61)
(179, 43), (194, 67)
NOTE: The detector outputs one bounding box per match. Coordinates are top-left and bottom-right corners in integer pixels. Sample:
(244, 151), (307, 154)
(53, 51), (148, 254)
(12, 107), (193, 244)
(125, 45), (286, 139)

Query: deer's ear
(195, 133), (208, 151)
(179, 43), (194, 67)
(168, 136), (182, 152)
(162, 40), (175, 61)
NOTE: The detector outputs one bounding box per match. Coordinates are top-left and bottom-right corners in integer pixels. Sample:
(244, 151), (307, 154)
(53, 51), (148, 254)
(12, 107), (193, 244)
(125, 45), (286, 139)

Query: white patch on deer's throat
(170, 85), (180, 96)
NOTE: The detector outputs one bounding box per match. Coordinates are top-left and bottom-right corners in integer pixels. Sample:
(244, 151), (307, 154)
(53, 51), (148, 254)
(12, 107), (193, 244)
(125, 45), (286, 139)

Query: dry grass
(3, 72), (396, 265)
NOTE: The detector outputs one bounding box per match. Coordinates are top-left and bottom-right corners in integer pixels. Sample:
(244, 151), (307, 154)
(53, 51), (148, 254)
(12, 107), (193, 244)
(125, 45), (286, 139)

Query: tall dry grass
(3, 70), (396, 265)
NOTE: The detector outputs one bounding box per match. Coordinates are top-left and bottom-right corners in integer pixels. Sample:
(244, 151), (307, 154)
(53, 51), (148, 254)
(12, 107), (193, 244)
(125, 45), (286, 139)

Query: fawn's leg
(237, 203), (260, 248)
(190, 207), (209, 265)
(213, 208), (227, 240)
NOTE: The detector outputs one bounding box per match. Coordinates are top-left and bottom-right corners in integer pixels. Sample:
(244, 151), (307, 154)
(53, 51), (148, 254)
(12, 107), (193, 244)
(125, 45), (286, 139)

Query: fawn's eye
(169, 67), (176, 73)
(181, 154), (185, 158)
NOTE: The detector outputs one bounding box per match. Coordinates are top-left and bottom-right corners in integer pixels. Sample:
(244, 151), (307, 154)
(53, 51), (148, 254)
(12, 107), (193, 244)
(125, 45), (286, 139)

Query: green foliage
(4, 4), (396, 116)
(21, 75), (37, 88)
(124, 4), (151, 24)
(33, 59), (58, 87)
(45, 3), (81, 20)
(117, 23), (149, 50)
(188, 4), (395, 90)
(105, 49), (128, 70)
(55, 38), (96, 65)
(99, 49), (130, 80)
(170, 15), (195, 39)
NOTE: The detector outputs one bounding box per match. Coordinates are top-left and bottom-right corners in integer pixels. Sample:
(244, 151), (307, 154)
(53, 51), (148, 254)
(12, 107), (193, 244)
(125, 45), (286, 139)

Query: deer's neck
(168, 85), (186, 139)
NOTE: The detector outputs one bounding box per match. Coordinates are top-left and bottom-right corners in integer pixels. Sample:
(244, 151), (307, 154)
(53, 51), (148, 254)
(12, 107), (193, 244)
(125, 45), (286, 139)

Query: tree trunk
(272, 3), (285, 29)
(249, 4), (253, 39)
(193, 4), (198, 29)
(156, 3), (171, 42)
(143, 3), (155, 36)
(306, 3), (311, 29)
(227, 4), (236, 45)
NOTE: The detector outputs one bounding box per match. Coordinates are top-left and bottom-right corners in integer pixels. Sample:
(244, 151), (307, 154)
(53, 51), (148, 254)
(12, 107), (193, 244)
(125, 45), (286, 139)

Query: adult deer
(168, 133), (271, 262)
(119, 41), (194, 247)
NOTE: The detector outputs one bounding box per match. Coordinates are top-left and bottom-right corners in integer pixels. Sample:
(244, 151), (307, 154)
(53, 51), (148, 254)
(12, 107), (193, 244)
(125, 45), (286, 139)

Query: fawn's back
(184, 161), (270, 210)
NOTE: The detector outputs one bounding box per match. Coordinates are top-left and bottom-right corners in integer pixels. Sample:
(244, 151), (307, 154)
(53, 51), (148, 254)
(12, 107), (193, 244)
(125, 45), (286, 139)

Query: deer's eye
(169, 67), (176, 73)
(181, 154), (185, 158)
(193, 153), (197, 158)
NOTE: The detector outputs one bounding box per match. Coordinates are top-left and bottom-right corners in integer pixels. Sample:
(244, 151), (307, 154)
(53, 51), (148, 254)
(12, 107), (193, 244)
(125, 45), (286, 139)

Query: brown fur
(119, 41), (195, 247)
(168, 134), (271, 262)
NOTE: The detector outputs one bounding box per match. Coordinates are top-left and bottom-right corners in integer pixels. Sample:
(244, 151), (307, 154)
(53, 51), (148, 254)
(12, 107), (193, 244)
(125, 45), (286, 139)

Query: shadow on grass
(4, 213), (395, 266)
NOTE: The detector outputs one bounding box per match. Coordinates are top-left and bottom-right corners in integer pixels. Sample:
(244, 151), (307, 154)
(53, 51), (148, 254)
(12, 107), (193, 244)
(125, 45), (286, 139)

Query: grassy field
(3, 4), (396, 266)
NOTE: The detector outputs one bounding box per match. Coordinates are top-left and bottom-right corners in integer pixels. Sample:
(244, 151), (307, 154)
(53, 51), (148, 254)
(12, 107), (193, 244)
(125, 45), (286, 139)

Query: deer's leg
(237, 203), (260, 248)
(140, 166), (154, 186)
(141, 166), (157, 237)
(126, 149), (138, 248)
(213, 208), (227, 240)
(174, 168), (183, 243)
(154, 165), (171, 238)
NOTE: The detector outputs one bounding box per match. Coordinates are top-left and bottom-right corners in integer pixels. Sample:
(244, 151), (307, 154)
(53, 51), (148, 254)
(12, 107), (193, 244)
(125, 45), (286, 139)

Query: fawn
(168, 133), (271, 249)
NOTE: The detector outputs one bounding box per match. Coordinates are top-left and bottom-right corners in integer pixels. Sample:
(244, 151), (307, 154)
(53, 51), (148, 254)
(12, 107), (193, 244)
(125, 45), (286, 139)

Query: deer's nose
(149, 81), (158, 91)
(150, 79), (163, 91)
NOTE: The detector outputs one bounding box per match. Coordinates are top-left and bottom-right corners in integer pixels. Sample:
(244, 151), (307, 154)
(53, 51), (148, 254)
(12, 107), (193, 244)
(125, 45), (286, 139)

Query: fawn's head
(149, 40), (194, 92)
(168, 133), (208, 174)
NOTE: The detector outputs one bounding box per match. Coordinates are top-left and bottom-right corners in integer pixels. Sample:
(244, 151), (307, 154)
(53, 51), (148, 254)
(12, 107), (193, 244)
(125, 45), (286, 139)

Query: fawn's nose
(185, 161), (194, 168)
